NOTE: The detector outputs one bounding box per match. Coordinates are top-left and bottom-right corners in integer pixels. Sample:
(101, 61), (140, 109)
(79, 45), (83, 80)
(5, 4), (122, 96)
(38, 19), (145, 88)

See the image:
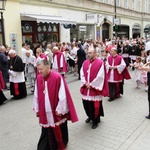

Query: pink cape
(36, 71), (78, 125)
(53, 51), (68, 73)
(80, 58), (109, 97)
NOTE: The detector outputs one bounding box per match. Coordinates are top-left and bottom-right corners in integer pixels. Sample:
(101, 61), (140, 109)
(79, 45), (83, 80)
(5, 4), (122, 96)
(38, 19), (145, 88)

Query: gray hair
(36, 59), (50, 67)
(9, 49), (17, 54)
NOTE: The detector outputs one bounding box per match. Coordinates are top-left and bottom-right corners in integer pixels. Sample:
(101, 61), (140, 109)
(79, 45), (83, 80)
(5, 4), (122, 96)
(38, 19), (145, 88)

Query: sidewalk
(0, 70), (150, 150)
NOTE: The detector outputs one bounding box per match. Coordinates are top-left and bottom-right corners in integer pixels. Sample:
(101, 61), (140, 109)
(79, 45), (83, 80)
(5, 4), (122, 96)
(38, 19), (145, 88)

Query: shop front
(144, 25), (150, 38)
(21, 21), (59, 43)
(21, 14), (76, 43)
(132, 24), (141, 38)
(114, 24), (129, 39)
(70, 24), (95, 42)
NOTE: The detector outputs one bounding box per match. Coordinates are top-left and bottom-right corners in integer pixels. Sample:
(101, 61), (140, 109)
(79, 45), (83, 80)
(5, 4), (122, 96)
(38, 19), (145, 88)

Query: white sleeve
(9, 70), (18, 77)
(89, 63), (105, 91)
(60, 54), (63, 68)
(32, 81), (39, 113)
(116, 58), (126, 74)
(55, 77), (69, 115)
(80, 66), (86, 87)
(105, 60), (110, 73)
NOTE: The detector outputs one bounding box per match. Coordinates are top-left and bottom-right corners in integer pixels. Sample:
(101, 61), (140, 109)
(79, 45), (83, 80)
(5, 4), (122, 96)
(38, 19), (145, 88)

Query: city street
(0, 70), (150, 150)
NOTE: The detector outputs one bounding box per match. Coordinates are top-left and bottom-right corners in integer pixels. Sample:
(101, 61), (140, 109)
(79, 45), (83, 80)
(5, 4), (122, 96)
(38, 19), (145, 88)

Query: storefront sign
(79, 26), (86, 32)
(114, 18), (120, 25)
(144, 28), (149, 33)
(10, 33), (18, 52)
(86, 14), (95, 20)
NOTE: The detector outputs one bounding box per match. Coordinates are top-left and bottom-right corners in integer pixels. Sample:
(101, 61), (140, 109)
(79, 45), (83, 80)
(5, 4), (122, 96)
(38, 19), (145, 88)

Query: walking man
(80, 49), (108, 129)
(33, 59), (78, 150)
(106, 47), (131, 101)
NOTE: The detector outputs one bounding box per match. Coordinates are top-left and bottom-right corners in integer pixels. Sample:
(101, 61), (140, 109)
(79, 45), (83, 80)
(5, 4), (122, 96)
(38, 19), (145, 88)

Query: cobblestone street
(0, 70), (150, 150)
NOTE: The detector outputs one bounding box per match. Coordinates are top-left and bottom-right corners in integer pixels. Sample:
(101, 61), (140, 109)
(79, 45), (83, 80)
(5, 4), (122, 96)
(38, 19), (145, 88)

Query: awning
(20, 13), (76, 25)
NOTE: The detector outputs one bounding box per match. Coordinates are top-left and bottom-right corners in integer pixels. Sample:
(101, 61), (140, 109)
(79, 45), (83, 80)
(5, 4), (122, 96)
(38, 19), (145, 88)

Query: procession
(1, 37), (150, 150)
(1, 0), (150, 150)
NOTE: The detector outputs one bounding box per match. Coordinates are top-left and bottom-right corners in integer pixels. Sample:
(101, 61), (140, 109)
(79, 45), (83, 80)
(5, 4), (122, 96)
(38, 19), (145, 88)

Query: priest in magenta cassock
(9, 50), (27, 100)
(106, 46), (131, 102)
(80, 49), (108, 129)
(52, 46), (67, 76)
(33, 59), (78, 150)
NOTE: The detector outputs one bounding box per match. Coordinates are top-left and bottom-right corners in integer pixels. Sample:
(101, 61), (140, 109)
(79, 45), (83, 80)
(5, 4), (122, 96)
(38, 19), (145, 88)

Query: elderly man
(25, 50), (36, 91)
(44, 43), (53, 66)
(9, 50), (27, 100)
(0, 45), (9, 89)
(106, 46), (131, 101)
(52, 46), (67, 76)
(122, 40), (132, 67)
(33, 59), (78, 150)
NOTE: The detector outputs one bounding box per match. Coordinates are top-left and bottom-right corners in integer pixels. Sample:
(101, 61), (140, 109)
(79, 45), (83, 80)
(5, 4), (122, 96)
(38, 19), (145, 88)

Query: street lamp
(0, 0), (7, 46)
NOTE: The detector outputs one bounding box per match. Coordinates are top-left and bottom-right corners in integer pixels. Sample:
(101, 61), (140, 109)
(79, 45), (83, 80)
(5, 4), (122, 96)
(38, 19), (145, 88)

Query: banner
(10, 33), (18, 52)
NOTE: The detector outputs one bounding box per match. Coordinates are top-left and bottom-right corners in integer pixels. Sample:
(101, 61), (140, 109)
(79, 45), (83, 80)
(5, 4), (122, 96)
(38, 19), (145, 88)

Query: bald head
(87, 49), (96, 60)
(110, 47), (117, 56)
(0, 45), (6, 53)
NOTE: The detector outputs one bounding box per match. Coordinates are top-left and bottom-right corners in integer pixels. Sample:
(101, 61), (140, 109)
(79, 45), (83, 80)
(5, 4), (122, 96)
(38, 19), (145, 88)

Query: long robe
(77, 45), (86, 79)
(80, 58), (108, 125)
(106, 54), (131, 99)
(9, 55), (27, 99)
(52, 51), (68, 75)
(33, 71), (78, 150)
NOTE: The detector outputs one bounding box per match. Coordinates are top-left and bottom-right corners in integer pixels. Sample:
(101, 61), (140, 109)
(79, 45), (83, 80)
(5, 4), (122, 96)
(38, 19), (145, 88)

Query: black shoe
(92, 123), (97, 129)
(85, 118), (91, 123)
(31, 90), (34, 93)
(108, 98), (114, 102)
(145, 115), (150, 119)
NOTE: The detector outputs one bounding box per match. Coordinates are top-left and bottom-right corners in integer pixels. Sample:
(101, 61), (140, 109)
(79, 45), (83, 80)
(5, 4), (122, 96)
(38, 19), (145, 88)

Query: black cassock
(9, 55), (27, 99)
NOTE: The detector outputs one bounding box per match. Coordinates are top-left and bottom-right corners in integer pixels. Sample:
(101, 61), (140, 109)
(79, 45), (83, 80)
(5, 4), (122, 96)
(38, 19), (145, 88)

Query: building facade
(2, 0), (150, 52)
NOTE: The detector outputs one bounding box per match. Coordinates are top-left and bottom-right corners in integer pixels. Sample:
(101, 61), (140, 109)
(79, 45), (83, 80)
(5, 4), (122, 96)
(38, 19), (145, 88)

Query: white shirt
(20, 47), (27, 63)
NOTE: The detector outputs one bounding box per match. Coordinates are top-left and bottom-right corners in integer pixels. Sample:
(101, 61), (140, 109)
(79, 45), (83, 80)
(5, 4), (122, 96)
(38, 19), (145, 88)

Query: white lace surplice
(80, 63), (105, 101)
(33, 78), (69, 127)
(106, 57), (126, 83)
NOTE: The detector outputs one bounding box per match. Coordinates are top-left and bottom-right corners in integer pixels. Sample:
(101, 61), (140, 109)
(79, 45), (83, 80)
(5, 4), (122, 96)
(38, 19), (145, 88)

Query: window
(95, 0), (104, 2)
(138, 0), (141, 12)
(149, 0), (150, 13)
(124, 0), (128, 8)
(104, 0), (108, 3)
(145, 0), (148, 12)
(116, 0), (120, 6)
(132, 0), (134, 10)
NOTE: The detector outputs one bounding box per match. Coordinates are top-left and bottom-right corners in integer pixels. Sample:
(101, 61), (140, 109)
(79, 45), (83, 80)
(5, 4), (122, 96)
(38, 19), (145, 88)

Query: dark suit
(0, 52), (9, 86)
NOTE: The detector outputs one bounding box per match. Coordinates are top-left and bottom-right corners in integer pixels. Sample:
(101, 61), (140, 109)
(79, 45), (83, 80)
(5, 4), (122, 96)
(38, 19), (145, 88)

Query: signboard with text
(79, 26), (86, 32)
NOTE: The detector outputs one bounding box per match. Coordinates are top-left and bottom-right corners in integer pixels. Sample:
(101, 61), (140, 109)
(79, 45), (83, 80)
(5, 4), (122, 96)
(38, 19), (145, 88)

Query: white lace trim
(82, 95), (103, 101)
(40, 118), (67, 128)
(56, 100), (69, 115)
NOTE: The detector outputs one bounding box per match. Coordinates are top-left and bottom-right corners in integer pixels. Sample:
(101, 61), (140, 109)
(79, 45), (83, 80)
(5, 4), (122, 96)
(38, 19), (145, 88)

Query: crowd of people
(1, 36), (150, 149)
